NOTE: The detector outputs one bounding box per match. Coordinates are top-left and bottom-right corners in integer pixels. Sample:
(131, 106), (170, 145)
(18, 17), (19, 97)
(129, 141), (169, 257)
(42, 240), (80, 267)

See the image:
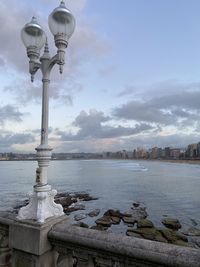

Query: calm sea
(0, 159), (200, 230)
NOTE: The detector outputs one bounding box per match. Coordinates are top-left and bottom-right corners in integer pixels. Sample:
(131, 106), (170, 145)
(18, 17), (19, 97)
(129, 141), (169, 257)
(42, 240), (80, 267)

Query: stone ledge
(49, 224), (200, 267)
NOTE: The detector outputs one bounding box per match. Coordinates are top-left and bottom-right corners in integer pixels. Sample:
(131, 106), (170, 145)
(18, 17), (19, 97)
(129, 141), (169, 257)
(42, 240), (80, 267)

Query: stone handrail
(49, 223), (200, 267)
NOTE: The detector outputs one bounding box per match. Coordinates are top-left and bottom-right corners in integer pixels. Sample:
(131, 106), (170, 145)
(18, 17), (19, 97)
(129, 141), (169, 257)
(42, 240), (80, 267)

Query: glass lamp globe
(48, 1), (75, 40)
(21, 17), (46, 50)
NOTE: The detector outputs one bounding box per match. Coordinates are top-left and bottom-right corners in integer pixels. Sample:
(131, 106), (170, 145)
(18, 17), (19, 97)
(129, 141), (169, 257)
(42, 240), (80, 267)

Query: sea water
(0, 159), (200, 230)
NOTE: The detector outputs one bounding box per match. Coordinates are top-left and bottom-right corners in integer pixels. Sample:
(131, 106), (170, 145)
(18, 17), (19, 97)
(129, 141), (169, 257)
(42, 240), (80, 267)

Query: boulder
(162, 218), (181, 230)
(95, 216), (112, 227)
(122, 216), (136, 225)
(110, 216), (121, 224)
(122, 207), (147, 222)
(104, 209), (122, 218)
(133, 202), (140, 208)
(137, 219), (154, 228)
(126, 229), (142, 238)
(127, 227), (167, 242)
(182, 227), (200, 236)
(158, 228), (188, 244)
(88, 209), (101, 217)
(90, 225), (108, 231)
(74, 213), (87, 221)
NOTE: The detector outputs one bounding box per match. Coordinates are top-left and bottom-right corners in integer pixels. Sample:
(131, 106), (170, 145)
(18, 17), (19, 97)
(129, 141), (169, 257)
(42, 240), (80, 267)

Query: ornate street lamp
(18, 1), (75, 223)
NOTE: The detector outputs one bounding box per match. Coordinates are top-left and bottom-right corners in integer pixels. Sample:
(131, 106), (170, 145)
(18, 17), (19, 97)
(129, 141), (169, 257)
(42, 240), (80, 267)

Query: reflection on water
(0, 159), (200, 229)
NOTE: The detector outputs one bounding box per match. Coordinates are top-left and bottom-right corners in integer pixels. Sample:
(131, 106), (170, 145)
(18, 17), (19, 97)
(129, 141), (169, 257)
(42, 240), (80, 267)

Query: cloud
(0, 105), (23, 124)
(114, 82), (200, 128)
(4, 78), (80, 106)
(0, 132), (35, 150)
(0, 57), (5, 67)
(117, 85), (136, 97)
(56, 109), (155, 141)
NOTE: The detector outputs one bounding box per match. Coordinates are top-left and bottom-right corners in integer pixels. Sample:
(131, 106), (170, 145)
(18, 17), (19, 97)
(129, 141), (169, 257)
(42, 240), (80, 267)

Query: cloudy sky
(1, 0), (200, 153)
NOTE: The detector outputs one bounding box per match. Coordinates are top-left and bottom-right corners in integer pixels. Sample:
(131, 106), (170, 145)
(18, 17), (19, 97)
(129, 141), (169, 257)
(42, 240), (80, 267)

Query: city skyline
(1, 0), (200, 153)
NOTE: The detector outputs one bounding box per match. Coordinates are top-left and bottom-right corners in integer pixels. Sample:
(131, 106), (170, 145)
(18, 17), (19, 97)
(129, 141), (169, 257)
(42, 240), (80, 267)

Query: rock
(173, 240), (192, 247)
(137, 219), (154, 228)
(190, 236), (200, 248)
(122, 216), (136, 225)
(74, 192), (98, 201)
(122, 207), (147, 222)
(88, 209), (100, 217)
(104, 209), (122, 218)
(64, 203), (85, 213)
(162, 218), (181, 230)
(182, 227), (200, 236)
(95, 216), (112, 227)
(158, 228), (188, 244)
(133, 202), (140, 208)
(190, 218), (198, 226)
(127, 227), (167, 242)
(90, 225), (108, 231)
(55, 196), (76, 207)
(74, 213), (87, 221)
(126, 229), (142, 238)
(110, 216), (121, 224)
(159, 228), (177, 242)
(55, 192), (98, 213)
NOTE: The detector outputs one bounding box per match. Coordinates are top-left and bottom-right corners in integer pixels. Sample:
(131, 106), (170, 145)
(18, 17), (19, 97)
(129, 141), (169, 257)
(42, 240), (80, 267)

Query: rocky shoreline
(13, 191), (200, 249)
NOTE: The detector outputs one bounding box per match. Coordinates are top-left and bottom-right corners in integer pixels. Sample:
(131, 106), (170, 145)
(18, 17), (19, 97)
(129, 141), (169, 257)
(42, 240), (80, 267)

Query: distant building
(151, 147), (162, 159)
(186, 143), (198, 158)
(170, 148), (181, 159)
(164, 147), (171, 159)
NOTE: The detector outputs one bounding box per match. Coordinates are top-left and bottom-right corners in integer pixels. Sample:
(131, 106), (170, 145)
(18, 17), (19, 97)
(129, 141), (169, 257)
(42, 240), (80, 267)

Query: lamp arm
(48, 51), (65, 74)
(29, 61), (41, 82)
(48, 54), (59, 72)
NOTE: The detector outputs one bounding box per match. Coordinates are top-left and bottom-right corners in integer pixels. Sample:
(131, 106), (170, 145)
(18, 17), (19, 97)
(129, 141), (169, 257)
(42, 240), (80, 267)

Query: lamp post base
(17, 186), (64, 223)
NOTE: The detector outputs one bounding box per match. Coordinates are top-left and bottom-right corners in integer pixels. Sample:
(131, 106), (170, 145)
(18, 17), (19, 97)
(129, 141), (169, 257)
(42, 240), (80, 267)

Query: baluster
(0, 226), (11, 267)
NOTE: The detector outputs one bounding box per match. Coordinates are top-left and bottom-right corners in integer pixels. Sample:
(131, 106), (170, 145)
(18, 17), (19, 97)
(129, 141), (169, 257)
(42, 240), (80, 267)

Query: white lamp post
(18, 1), (75, 223)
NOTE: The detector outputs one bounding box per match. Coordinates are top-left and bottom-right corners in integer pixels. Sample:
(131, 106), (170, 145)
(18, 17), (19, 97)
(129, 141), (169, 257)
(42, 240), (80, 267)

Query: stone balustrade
(0, 213), (200, 267)
(0, 214), (12, 267)
(49, 223), (200, 267)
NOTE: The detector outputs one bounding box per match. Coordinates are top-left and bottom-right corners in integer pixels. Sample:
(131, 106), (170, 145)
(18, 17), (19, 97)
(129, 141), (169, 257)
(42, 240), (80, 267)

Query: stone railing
(0, 213), (200, 267)
(0, 214), (12, 267)
(49, 223), (200, 267)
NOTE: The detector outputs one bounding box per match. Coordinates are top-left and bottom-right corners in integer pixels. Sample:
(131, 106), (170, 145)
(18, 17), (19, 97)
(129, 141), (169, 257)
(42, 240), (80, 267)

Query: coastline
(1, 158), (200, 164)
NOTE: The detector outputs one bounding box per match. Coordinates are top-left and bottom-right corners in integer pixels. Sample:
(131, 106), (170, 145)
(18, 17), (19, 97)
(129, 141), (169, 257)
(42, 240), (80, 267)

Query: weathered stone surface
(190, 236), (200, 248)
(90, 225), (108, 231)
(104, 209), (121, 218)
(126, 227), (167, 242)
(182, 227), (200, 236)
(126, 229), (142, 238)
(158, 228), (188, 244)
(65, 203), (85, 213)
(162, 218), (181, 230)
(133, 202), (140, 208)
(122, 216), (136, 225)
(173, 240), (192, 247)
(123, 207), (147, 221)
(88, 209), (100, 217)
(110, 216), (121, 224)
(95, 216), (112, 227)
(74, 213), (87, 221)
(137, 219), (154, 228)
